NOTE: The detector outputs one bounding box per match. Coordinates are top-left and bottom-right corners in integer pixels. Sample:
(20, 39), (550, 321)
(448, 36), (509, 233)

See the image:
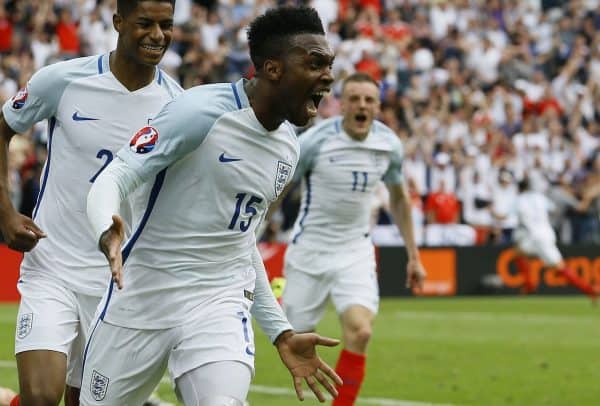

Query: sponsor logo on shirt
(72, 111), (99, 121)
(90, 370), (109, 401)
(275, 161), (292, 197)
(11, 87), (28, 110)
(218, 152), (242, 163)
(130, 126), (159, 154)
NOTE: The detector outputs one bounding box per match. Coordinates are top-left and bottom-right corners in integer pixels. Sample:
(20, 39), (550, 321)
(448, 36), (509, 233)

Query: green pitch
(1, 297), (599, 405)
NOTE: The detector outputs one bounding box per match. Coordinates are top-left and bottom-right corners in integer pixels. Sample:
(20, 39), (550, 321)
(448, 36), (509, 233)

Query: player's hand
(99, 215), (125, 289)
(406, 258), (426, 290)
(0, 211), (46, 252)
(275, 330), (343, 402)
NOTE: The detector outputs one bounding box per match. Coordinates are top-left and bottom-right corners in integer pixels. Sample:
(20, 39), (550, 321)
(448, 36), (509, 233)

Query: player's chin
(357, 117), (374, 130)
(138, 49), (166, 66)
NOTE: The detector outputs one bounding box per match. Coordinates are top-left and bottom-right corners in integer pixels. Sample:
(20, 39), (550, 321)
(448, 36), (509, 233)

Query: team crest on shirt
(275, 161), (292, 197)
(11, 87), (28, 110)
(130, 126), (159, 154)
(90, 370), (109, 401)
(16, 313), (33, 339)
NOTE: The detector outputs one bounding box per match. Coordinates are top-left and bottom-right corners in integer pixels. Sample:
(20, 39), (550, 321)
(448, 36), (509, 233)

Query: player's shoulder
(370, 120), (403, 152)
(177, 82), (239, 116)
(372, 120), (400, 143)
(157, 82), (243, 136)
(299, 116), (340, 149)
(304, 116), (340, 137)
(32, 54), (102, 83)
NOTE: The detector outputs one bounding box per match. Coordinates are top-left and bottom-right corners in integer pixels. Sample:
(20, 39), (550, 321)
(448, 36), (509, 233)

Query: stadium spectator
(428, 152), (457, 196)
(573, 151), (600, 243)
(461, 169), (493, 244)
(491, 169), (519, 244)
(0, 4), (12, 54)
(425, 179), (460, 225)
(55, 7), (80, 57)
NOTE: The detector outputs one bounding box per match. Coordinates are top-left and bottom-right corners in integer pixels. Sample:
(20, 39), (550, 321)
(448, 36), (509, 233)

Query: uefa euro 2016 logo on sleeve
(275, 161), (292, 197)
(11, 87), (28, 110)
(130, 126), (159, 154)
(91, 370), (109, 401)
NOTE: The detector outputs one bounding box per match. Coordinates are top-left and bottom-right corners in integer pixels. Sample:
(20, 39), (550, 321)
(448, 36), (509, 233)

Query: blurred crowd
(1, 0), (599, 246)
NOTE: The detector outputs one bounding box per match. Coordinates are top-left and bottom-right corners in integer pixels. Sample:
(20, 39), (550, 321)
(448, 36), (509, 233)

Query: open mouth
(306, 89), (330, 116)
(355, 113), (368, 123)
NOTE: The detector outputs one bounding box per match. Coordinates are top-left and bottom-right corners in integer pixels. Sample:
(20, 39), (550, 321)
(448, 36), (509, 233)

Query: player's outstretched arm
(0, 113), (46, 251)
(274, 330), (343, 402)
(87, 158), (144, 288)
(387, 182), (426, 289)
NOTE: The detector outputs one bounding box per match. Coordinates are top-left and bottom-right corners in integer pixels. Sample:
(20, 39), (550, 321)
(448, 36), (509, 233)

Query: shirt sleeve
(383, 138), (404, 185)
(116, 89), (218, 182)
(1, 63), (67, 133)
(250, 244), (293, 343)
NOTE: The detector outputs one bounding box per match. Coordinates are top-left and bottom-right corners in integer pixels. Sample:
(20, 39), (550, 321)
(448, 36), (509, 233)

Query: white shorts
(80, 297), (255, 405)
(515, 233), (562, 267)
(15, 272), (101, 388)
(282, 243), (379, 332)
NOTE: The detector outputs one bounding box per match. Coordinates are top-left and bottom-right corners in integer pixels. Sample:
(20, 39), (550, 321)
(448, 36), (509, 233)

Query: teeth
(312, 90), (330, 97)
(141, 45), (163, 51)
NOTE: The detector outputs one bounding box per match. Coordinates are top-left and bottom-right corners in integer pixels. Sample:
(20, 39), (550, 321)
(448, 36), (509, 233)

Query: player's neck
(244, 78), (283, 132)
(109, 51), (156, 92)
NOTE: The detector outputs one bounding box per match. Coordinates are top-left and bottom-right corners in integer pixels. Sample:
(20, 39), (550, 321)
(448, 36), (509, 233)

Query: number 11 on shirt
(352, 171), (368, 192)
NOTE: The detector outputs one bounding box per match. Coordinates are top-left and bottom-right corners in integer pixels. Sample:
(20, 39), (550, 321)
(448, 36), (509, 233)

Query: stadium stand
(1, 0), (598, 246)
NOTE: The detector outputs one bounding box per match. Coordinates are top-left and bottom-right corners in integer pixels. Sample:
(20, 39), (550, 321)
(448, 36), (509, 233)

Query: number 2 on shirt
(89, 149), (113, 183)
(228, 193), (263, 232)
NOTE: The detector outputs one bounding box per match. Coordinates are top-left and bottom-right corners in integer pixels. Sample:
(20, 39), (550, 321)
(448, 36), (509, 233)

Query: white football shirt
(2, 53), (182, 296)
(515, 190), (557, 243)
(95, 79), (299, 329)
(289, 117), (404, 252)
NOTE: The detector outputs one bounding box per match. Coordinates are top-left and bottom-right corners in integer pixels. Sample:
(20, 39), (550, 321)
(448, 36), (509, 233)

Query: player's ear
(113, 13), (123, 34)
(263, 59), (283, 81)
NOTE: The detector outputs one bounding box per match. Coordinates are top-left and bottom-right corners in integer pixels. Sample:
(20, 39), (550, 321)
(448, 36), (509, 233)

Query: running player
(513, 176), (598, 300)
(81, 7), (341, 406)
(0, 1), (180, 404)
(281, 73), (426, 406)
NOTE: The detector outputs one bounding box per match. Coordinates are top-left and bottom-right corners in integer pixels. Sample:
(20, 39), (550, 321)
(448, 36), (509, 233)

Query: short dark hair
(117, 0), (175, 18)
(247, 7), (325, 70)
(342, 72), (379, 92)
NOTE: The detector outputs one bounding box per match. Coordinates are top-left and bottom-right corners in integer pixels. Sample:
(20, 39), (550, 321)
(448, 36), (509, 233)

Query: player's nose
(148, 23), (165, 42)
